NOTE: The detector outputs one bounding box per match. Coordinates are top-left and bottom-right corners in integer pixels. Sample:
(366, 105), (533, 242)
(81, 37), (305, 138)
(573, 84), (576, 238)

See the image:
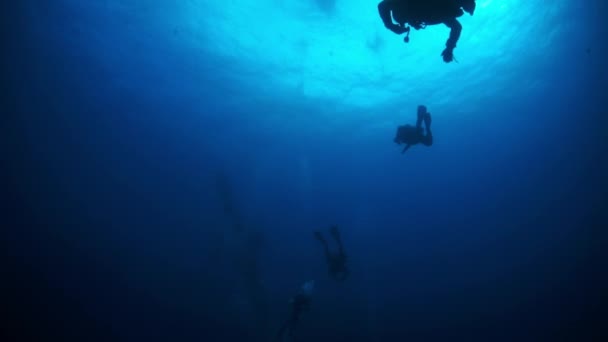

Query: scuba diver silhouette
(378, 0), (476, 62)
(394, 105), (433, 153)
(314, 226), (349, 281)
(276, 280), (315, 342)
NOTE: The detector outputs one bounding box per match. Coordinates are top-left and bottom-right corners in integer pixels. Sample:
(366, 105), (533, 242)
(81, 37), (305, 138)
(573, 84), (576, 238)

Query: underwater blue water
(2, 0), (607, 341)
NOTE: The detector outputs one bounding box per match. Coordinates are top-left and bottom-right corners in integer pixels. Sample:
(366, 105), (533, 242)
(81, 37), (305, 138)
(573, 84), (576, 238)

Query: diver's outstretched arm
(442, 18), (462, 62)
(444, 18), (462, 49)
(378, 1), (407, 34)
(402, 144), (411, 153)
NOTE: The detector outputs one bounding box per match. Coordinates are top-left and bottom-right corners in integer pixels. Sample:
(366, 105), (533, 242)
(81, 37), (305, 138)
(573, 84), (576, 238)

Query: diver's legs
(421, 132), (433, 146)
(416, 105), (428, 128)
(422, 113), (433, 146)
(423, 112), (432, 133)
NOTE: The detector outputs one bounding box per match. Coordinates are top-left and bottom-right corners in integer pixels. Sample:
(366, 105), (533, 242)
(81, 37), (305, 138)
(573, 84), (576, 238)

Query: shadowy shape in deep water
(237, 229), (270, 338)
(394, 105), (433, 154)
(377, 0), (476, 62)
(214, 170), (270, 338)
(314, 225), (350, 281)
(276, 280), (314, 342)
(216, 171), (243, 232)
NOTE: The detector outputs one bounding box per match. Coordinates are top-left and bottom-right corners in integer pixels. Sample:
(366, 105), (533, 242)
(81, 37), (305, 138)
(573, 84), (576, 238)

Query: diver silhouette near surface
(378, 0), (476, 62)
(394, 105), (433, 153)
(314, 225), (349, 281)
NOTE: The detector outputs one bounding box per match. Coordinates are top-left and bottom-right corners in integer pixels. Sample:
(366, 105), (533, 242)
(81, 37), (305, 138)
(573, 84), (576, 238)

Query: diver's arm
(444, 18), (462, 50)
(378, 1), (407, 34)
(441, 18), (462, 62)
(402, 144), (411, 153)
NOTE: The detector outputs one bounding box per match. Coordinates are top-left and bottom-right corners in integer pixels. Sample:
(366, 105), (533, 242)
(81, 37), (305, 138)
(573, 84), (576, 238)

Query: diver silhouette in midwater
(276, 280), (314, 342)
(394, 105), (433, 153)
(314, 225), (349, 281)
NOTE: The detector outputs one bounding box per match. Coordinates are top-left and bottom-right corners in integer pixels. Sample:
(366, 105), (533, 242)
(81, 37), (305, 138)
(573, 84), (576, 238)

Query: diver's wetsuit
(395, 124), (433, 147)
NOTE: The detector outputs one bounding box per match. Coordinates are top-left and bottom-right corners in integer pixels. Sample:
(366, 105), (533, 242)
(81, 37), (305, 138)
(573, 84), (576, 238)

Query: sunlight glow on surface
(178, 0), (566, 108)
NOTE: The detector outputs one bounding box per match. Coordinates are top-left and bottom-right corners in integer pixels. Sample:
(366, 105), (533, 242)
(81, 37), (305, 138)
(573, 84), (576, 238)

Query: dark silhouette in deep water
(237, 229), (270, 336)
(276, 280), (315, 342)
(216, 170), (244, 232)
(214, 170), (270, 339)
(394, 105), (433, 153)
(314, 225), (349, 281)
(378, 0), (476, 62)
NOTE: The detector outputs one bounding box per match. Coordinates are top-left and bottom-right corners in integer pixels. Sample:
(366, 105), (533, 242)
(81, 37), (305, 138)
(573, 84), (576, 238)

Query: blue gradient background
(2, 1), (607, 341)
